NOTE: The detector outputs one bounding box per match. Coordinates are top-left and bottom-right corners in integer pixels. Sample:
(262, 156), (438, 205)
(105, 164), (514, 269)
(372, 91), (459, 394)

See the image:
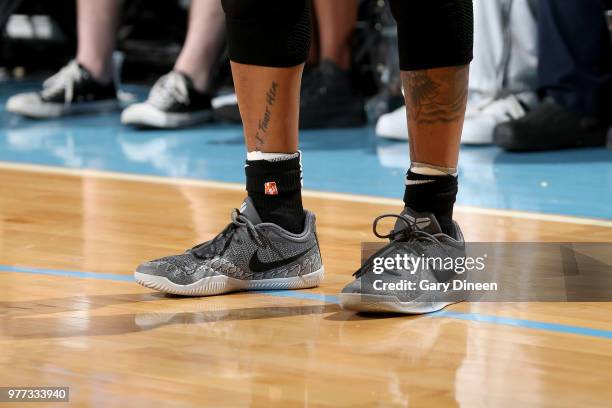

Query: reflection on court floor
(1, 166), (611, 407)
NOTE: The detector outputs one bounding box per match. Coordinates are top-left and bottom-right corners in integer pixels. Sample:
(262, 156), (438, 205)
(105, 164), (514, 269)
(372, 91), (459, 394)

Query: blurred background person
(300, 0), (365, 128)
(376, 0), (539, 145)
(5, 0), (225, 129)
(495, 0), (612, 151)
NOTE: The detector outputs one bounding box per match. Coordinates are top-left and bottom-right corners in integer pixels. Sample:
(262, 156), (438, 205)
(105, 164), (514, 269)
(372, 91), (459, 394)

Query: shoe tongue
(75, 63), (92, 79)
(239, 197), (262, 225)
(394, 207), (443, 235)
(173, 71), (194, 88)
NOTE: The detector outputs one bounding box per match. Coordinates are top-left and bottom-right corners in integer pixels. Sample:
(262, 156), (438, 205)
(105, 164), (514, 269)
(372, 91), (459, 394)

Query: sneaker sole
(338, 293), (463, 314)
(7, 99), (119, 118)
(494, 125), (607, 151)
(134, 267), (324, 296)
(375, 118), (408, 141)
(121, 106), (213, 129)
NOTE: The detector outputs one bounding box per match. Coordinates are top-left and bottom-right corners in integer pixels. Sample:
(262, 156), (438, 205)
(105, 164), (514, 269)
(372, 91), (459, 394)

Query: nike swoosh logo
(249, 246), (314, 273)
(405, 179), (435, 186)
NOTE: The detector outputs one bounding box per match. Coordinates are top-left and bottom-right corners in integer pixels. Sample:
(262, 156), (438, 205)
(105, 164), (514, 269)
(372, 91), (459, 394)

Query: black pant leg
(538, 0), (612, 119)
(388, 0), (473, 71)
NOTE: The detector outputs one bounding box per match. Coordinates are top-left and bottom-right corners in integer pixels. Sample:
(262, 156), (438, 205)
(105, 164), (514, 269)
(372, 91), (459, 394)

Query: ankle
(173, 67), (210, 94)
(320, 49), (351, 71)
(76, 59), (113, 85)
(245, 152), (305, 234)
(403, 165), (458, 232)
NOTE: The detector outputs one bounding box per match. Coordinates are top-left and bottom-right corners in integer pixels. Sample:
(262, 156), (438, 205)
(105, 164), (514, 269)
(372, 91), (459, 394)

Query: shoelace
(372, 213), (441, 243)
(353, 213), (444, 278)
(148, 72), (190, 108)
(191, 209), (266, 259)
(41, 61), (84, 104)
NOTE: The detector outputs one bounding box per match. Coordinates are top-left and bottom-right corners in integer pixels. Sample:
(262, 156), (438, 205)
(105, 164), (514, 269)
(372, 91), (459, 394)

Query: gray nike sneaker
(339, 208), (467, 314)
(135, 198), (324, 296)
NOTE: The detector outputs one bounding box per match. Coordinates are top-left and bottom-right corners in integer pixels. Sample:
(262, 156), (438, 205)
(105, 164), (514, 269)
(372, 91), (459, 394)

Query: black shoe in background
(494, 99), (608, 152)
(6, 61), (118, 118)
(299, 60), (367, 129)
(212, 93), (241, 123)
(121, 71), (213, 128)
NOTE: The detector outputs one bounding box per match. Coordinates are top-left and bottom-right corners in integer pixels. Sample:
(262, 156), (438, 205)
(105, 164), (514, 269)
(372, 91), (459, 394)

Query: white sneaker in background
(375, 92), (490, 141)
(461, 93), (536, 145)
(375, 106), (408, 140)
(6, 61), (118, 118)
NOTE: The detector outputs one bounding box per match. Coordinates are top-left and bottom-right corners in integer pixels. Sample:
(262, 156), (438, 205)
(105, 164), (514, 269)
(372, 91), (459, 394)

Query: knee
(389, 0), (474, 70)
(222, 0), (312, 67)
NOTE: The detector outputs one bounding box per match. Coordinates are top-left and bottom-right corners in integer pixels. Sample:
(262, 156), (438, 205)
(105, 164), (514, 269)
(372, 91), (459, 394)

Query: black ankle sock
(245, 156), (305, 234)
(403, 170), (458, 235)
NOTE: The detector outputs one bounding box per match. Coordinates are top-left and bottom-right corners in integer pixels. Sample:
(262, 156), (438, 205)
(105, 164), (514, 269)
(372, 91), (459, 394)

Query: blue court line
(264, 291), (612, 339)
(0, 264), (133, 282)
(2, 264), (612, 340)
(430, 311), (612, 339)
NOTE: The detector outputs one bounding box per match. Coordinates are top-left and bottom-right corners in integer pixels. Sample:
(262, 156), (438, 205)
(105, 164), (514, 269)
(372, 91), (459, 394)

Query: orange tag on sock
(264, 182), (279, 195)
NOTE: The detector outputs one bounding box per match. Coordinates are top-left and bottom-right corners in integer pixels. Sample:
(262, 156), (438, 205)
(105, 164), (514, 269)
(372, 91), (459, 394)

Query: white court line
(2, 160), (612, 228)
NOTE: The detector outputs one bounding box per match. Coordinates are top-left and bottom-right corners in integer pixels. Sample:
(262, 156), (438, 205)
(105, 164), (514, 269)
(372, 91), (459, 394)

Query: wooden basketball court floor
(1, 162), (612, 407)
